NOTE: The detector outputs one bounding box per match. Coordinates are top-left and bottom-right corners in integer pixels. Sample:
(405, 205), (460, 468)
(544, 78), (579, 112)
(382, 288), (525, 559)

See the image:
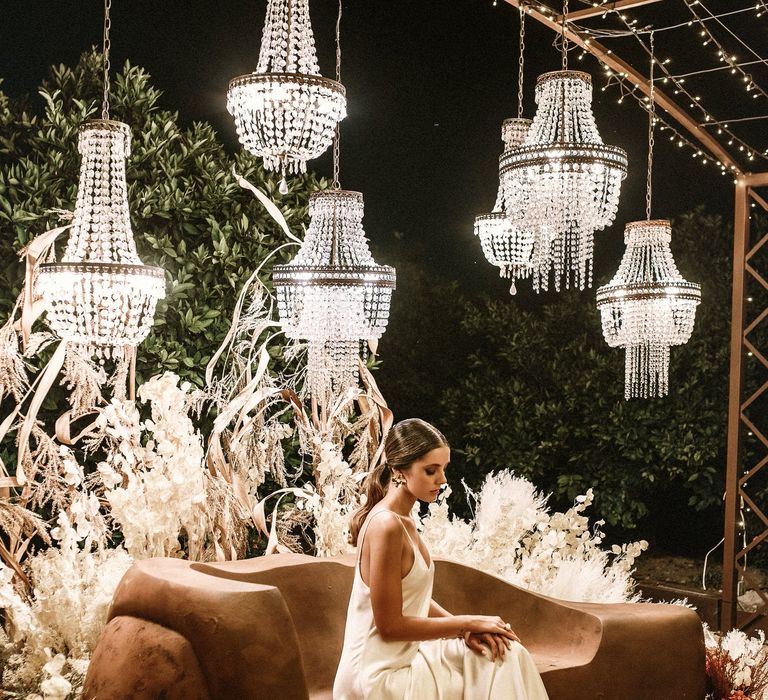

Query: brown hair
(348, 418), (448, 546)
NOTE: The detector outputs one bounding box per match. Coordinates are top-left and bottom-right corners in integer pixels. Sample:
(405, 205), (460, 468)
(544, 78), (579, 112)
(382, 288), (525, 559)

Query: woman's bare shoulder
(363, 510), (403, 542)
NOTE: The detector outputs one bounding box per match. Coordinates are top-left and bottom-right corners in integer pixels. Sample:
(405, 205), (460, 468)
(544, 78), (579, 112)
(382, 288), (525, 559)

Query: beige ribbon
(233, 169), (303, 245)
(359, 359), (393, 471)
(54, 410), (101, 446)
(252, 486), (312, 555)
(15, 342), (68, 484)
(18, 223), (73, 351)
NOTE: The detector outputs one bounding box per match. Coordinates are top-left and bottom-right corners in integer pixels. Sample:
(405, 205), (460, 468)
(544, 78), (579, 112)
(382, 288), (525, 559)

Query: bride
(333, 418), (549, 699)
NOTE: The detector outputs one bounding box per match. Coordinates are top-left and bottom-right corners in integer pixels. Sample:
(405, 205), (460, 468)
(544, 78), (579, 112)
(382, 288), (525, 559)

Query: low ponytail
(349, 461), (390, 546)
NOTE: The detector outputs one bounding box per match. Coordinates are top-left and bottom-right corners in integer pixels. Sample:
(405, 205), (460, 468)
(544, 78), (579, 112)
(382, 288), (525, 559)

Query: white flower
(40, 674), (71, 700)
(59, 447), (83, 487)
(421, 471), (646, 603)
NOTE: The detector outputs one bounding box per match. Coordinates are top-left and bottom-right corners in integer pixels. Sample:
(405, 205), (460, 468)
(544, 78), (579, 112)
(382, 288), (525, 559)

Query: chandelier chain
(558, 0), (568, 142)
(332, 0), (342, 189)
(646, 31), (655, 221)
(561, 0), (569, 72)
(102, 0), (112, 120)
(518, 4), (526, 120)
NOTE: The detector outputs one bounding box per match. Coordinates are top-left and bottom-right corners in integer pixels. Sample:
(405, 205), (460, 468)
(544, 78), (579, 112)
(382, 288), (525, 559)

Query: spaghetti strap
(357, 509), (429, 583)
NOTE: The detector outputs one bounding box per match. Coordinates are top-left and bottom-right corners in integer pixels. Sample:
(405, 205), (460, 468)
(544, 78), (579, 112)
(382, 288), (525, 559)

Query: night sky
(4, 0), (759, 295)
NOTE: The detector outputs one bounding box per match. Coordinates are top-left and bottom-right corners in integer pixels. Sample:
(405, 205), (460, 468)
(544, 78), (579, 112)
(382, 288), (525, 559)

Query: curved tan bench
(83, 553), (705, 699)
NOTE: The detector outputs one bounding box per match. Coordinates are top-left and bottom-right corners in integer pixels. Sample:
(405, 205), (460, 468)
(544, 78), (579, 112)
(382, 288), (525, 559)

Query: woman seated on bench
(333, 418), (549, 700)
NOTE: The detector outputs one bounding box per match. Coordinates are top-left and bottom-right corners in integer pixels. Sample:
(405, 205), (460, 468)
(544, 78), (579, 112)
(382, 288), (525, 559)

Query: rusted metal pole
(722, 179), (750, 632)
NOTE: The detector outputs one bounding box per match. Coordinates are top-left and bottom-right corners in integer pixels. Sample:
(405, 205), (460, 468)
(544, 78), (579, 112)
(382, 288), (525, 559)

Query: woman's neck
(379, 486), (417, 517)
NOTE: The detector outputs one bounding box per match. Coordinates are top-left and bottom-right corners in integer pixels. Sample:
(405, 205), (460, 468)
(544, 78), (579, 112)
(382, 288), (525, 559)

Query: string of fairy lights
(580, 3), (767, 165)
(507, 0), (768, 175)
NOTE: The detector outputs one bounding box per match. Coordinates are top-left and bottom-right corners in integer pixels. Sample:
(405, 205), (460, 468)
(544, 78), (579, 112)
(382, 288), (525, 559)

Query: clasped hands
(461, 615), (521, 663)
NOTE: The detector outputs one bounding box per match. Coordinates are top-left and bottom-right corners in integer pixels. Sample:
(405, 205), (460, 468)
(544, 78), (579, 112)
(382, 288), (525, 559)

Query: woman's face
(402, 446), (449, 502)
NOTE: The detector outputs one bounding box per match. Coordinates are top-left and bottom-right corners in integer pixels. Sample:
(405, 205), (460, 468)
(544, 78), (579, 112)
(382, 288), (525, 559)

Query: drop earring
(392, 472), (405, 488)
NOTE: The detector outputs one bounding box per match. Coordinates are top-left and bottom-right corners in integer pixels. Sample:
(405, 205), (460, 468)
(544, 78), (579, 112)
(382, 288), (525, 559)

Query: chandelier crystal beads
(500, 71), (628, 291)
(596, 220), (700, 399)
(273, 190), (395, 398)
(475, 118), (534, 295)
(227, 0), (346, 177)
(37, 120), (165, 357)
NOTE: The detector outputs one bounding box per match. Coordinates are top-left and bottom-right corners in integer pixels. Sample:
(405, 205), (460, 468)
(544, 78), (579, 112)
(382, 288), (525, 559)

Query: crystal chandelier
(596, 220), (700, 399)
(37, 1), (164, 359)
(273, 2), (394, 401)
(475, 8), (535, 295)
(274, 190), (395, 399)
(499, 0), (627, 292)
(476, 118), (534, 294)
(227, 0), (347, 186)
(597, 33), (700, 399)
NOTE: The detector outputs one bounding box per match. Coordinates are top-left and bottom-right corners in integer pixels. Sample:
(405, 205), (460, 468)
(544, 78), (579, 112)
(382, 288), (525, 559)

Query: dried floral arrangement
(704, 625), (768, 700)
(0, 174), (392, 696)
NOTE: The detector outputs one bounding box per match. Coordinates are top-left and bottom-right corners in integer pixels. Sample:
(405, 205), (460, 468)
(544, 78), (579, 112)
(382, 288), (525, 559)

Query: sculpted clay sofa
(83, 554), (705, 699)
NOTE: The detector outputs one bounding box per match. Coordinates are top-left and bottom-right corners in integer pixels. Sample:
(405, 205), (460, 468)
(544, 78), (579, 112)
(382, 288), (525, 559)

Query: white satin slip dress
(332, 509), (550, 700)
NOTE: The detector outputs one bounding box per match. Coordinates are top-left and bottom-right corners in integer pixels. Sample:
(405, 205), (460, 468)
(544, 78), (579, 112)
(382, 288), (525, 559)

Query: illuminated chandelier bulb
(227, 0), (347, 177)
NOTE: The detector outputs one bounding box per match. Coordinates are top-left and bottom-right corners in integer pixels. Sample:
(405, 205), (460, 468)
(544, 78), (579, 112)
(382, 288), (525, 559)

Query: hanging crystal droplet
(279, 176), (289, 195)
(509, 280), (518, 295)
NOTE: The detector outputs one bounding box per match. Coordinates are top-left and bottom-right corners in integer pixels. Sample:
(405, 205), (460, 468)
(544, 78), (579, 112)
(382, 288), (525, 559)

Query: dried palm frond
(276, 504), (314, 554)
(27, 425), (71, 512)
(62, 347), (105, 417)
(0, 313), (29, 404)
(202, 473), (250, 561)
(21, 331), (56, 359)
(0, 499), (50, 546)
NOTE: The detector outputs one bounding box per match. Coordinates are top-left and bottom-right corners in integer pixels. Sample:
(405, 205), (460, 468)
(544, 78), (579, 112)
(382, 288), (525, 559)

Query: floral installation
(704, 624), (768, 700)
(294, 438), (367, 557)
(0, 372), (250, 698)
(0, 516), (132, 698)
(1, 172), (759, 700)
(90, 373), (246, 560)
(412, 472), (648, 603)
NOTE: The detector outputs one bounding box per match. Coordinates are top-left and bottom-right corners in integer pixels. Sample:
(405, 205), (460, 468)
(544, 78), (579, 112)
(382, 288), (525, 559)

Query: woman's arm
(366, 514), (516, 644)
(367, 515), (466, 641)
